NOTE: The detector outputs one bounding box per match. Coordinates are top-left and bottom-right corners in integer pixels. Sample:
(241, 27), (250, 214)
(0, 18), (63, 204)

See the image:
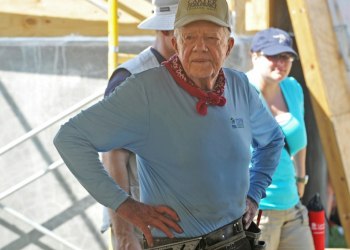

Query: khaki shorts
(255, 201), (315, 250)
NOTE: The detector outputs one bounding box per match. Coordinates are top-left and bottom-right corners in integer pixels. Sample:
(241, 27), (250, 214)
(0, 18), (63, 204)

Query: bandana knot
(162, 54), (226, 116)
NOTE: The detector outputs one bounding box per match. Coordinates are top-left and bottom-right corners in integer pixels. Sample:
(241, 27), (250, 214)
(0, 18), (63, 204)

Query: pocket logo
(231, 118), (244, 128)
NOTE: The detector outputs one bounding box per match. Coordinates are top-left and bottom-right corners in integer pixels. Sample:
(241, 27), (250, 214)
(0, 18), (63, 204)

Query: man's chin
(188, 69), (214, 79)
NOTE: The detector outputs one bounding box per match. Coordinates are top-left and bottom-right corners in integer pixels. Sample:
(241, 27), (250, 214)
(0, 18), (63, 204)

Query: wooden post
(286, 0), (350, 246)
(234, 0), (246, 34)
(234, 0), (270, 35)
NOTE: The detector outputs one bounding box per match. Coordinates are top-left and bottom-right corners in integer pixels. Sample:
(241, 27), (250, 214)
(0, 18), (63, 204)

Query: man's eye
(186, 36), (192, 39)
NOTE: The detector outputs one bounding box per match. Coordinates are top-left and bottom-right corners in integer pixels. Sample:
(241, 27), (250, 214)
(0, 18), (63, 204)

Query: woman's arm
(292, 146), (307, 198)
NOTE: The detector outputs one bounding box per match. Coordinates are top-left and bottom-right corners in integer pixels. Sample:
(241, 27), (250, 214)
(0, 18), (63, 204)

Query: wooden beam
(234, 0), (246, 34)
(234, 0), (270, 35)
(286, 0), (350, 246)
(0, 0), (155, 37)
(227, 0), (235, 11)
(245, 0), (270, 32)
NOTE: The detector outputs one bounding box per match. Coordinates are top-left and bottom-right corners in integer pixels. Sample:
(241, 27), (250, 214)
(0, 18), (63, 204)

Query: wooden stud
(234, 0), (246, 35)
(286, 0), (350, 245)
(234, 0), (270, 35)
(245, 0), (270, 32)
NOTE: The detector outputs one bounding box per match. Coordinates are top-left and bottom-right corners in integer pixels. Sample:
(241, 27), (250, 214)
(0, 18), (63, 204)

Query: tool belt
(143, 217), (266, 250)
(244, 221), (266, 250)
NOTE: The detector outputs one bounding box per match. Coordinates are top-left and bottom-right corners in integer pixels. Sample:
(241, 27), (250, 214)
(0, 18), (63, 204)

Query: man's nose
(193, 37), (207, 52)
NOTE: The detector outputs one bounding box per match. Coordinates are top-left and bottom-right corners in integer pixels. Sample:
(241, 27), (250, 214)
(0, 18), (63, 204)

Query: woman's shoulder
(281, 76), (303, 99)
(281, 76), (302, 91)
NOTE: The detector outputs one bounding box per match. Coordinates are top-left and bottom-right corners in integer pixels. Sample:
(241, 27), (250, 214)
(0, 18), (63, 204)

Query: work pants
(256, 201), (315, 250)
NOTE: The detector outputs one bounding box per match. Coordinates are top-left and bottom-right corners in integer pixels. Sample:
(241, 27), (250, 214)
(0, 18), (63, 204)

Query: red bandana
(162, 54), (226, 116)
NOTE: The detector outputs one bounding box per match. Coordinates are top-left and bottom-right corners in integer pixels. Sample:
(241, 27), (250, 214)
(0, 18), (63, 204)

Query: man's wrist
(247, 195), (258, 208)
(295, 175), (309, 184)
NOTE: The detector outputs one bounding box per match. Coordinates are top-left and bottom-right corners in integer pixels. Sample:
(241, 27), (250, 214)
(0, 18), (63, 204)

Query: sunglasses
(258, 52), (295, 62)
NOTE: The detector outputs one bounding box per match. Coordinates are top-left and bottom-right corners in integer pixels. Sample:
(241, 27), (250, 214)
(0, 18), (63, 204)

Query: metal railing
(0, 204), (81, 250)
(0, 90), (104, 250)
(0, 160), (64, 200)
(0, 90), (104, 156)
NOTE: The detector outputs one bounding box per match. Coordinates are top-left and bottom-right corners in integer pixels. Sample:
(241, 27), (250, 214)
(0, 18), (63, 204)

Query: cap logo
(160, 7), (170, 12)
(273, 34), (287, 43)
(187, 0), (217, 11)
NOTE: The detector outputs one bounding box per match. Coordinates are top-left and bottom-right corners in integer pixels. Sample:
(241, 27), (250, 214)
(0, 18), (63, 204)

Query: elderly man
(54, 0), (284, 249)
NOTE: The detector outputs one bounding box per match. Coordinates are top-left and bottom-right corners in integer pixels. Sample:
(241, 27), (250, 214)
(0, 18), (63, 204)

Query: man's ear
(226, 37), (234, 57)
(171, 37), (178, 54)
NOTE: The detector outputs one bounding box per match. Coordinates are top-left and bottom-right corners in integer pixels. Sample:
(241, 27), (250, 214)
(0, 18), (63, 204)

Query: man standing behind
(100, 1), (178, 249)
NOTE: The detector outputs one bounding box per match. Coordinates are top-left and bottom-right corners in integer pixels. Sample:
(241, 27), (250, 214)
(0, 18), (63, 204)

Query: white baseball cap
(138, 0), (179, 31)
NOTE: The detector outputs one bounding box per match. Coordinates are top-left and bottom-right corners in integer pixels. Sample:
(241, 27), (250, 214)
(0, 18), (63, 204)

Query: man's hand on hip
(243, 196), (258, 230)
(116, 197), (183, 247)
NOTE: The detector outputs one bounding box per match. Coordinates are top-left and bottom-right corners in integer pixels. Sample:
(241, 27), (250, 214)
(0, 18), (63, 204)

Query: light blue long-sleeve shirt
(54, 66), (284, 237)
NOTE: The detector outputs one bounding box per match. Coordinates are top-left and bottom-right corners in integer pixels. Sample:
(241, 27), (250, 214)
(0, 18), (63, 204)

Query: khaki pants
(255, 201), (315, 250)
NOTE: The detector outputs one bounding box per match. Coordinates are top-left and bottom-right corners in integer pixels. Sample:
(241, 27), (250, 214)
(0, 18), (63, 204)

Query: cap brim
(138, 14), (175, 30)
(174, 14), (230, 30)
(262, 45), (299, 59)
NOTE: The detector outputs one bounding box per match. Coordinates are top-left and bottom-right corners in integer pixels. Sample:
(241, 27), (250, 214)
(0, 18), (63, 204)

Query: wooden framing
(286, 0), (350, 245)
(0, 0), (155, 37)
(234, 0), (270, 35)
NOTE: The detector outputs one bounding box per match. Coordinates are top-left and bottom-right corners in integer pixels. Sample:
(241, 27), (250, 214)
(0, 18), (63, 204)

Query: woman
(246, 27), (315, 250)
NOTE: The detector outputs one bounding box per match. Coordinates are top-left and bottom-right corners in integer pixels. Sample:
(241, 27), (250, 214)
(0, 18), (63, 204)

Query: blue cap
(251, 27), (299, 59)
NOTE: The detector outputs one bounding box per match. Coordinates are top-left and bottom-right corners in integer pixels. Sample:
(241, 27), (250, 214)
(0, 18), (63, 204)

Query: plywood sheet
(245, 0), (269, 32)
(304, 1), (350, 116)
(234, 0), (269, 35)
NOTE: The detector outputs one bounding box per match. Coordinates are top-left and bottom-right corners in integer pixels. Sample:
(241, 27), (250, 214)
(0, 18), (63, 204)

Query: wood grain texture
(286, 0), (350, 246)
(0, 0), (155, 36)
(245, 0), (269, 32)
(234, 0), (246, 34)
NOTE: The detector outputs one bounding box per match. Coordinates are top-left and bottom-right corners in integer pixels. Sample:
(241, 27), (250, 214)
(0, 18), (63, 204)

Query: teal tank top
(246, 72), (307, 210)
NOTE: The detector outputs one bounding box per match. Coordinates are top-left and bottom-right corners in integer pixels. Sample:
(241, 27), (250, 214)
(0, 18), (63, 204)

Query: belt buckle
(147, 237), (202, 250)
